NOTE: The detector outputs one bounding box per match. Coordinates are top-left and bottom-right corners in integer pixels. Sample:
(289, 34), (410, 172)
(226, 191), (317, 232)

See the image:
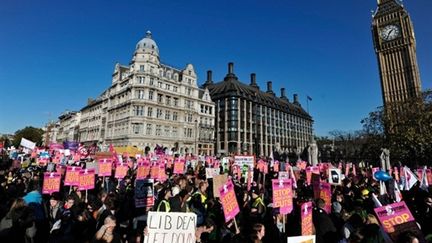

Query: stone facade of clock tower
(372, 0), (422, 107)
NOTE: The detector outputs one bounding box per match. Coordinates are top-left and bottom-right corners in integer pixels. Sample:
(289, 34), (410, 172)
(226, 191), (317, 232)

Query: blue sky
(0, 0), (431, 136)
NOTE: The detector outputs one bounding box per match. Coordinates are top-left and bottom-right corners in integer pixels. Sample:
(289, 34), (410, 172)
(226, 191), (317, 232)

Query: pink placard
(158, 163), (167, 182)
(78, 169), (95, 190)
(301, 202), (313, 236)
(219, 180), (240, 222)
(115, 163), (128, 179)
(42, 172), (61, 194)
(173, 160), (185, 174)
(272, 179), (293, 214)
(374, 201), (415, 233)
(64, 166), (81, 186)
(319, 182), (332, 213)
(98, 159), (113, 177)
(136, 161), (150, 180)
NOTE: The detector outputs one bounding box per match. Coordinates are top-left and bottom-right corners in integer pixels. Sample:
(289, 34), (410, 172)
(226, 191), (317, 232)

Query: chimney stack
(293, 94), (299, 103)
(251, 73), (256, 85)
(267, 81), (274, 94)
(228, 62), (234, 74)
(207, 70), (213, 83)
(281, 88), (286, 98)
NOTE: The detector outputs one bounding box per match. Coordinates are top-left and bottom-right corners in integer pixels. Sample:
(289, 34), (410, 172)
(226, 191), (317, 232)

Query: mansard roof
(205, 70), (312, 121)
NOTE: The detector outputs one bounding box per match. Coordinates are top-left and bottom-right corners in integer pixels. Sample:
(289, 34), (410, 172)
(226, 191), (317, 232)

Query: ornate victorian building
(203, 63), (313, 156)
(78, 31), (215, 154)
(372, 0), (422, 107)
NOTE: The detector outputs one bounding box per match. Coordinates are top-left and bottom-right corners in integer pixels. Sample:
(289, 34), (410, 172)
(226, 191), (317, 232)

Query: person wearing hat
(156, 187), (172, 212)
(250, 186), (266, 222)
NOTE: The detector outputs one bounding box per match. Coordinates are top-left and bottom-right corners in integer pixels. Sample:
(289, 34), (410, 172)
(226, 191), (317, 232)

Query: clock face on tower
(380, 25), (401, 41)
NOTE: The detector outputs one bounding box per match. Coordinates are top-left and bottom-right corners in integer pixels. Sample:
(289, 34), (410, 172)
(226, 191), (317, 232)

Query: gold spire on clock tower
(371, 0), (422, 109)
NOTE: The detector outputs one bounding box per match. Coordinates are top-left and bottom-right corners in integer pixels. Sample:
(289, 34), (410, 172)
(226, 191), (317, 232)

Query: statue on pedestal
(308, 139), (318, 166)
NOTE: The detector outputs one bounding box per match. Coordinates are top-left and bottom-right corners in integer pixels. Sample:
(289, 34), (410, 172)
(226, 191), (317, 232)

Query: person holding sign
(156, 187), (172, 212)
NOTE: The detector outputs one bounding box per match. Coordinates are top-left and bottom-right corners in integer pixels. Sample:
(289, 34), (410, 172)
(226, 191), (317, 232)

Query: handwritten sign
(64, 166), (81, 186)
(319, 183), (332, 213)
(272, 179), (293, 214)
(115, 163), (128, 179)
(301, 202), (313, 236)
(78, 169), (95, 190)
(234, 155), (255, 169)
(145, 212), (196, 243)
(98, 159), (113, 176)
(136, 162), (150, 180)
(42, 172), (61, 194)
(219, 180), (240, 222)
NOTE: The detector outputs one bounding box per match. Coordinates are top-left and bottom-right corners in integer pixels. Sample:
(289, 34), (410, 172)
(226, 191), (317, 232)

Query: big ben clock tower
(372, 0), (422, 108)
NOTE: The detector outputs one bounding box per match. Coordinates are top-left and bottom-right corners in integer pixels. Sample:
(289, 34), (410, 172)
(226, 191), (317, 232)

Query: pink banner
(78, 169), (95, 190)
(374, 201), (415, 233)
(319, 182), (332, 213)
(272, 179), (293, 214)
(98, 159), (113, 177)
(42, 172), (61, 194)
(115, 163), (128, 179)
(64, 166), (81, 186)
(301, 202), (313, 236)
(219, 180), (240, 222)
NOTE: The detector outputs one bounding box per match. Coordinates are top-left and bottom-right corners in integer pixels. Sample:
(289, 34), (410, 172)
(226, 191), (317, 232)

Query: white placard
(279, 171), (289, 180)
(287, 235), (316, 243)
(64, 149), (71, 156)
(145, 212), (196, 243)
(234, 155), (254, 168)
(205, 168), (219, 179)
(328, 168), (342, 185)
(20, 138), (36, 150)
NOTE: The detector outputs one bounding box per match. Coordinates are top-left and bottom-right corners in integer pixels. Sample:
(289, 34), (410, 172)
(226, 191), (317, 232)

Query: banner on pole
(42, 172), (61, 194)
(78, 169), (95, 190)
(219, 179), (240, 222)
(64, 166), (81, 186)
(272, 179), (293, 214)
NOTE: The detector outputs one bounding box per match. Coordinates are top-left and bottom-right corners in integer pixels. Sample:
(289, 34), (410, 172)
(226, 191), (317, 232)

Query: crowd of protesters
(0, 147), (431, 243)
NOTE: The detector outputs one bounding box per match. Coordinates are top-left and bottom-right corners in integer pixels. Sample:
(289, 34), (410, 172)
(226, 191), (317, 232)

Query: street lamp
(194, 119), (198, 156)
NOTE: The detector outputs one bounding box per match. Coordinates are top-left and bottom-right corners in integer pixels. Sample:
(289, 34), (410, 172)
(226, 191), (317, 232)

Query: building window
(146, 124), (152, 135)
(164, 126), (170, 137)
(173, 86), (178, 92)
(147, 107), (153, 117)
(136, 90), (145, 99)
(135, 106), (144, 116)
(172, 127), (178, 137)
(174, 98), (179, 106)
(150, 78), (154, 86)
(173, 112), (178, 121)
(187, 88), (192, 96)
(139, 76), (145, 84)
(140, 65), (144, 72)
(149, 90), (154, 100)
(133, 123), (142, 134)
(166, 96), (171, 106)
(166, 84), (170, 90)
(165, 111), (171, 120)
(187, 113), (193, 122)
(156, 109), (163, 118)
(158, 81), (162, 88)
(201, 105), (204, 113)
(157, 94), (163, 103)
(155, 125), (161, 136)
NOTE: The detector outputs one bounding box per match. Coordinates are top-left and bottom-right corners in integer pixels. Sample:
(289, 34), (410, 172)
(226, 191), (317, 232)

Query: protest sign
(234, 155), (254, 169)
(86, 162), (99, 174)
(42, 172), (61, 194)
(301, 202), (313, 236)
(64, 166), (81, 186)
(205, 168), (219, 179)
(145, 211), (196, 243)
(374, 201), (424, 242)
(115, 163), (128, 179)
(272, 179), (293, 214)
(135, 179), (154, 209)
(78, 169), (95, 190)
(287, 235), (316, 243)
(374, 201), (415, 233)
(98, 159), (112, 177)
(136, 161), (150, 180)
(158, 163), (167, 182)
(212, 174), (228, 199)
(63, 141), (79, 151)
(278, 171), (289, 180)
(219, 180), (240, 222)
(319, 182), (332, 213)
(174, 160), (185, 174)
(328, 168), (342, 185)
(20, 138), (36, 150)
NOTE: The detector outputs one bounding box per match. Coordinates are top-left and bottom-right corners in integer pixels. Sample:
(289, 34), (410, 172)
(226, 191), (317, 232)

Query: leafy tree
(12, 126), (44, 148)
